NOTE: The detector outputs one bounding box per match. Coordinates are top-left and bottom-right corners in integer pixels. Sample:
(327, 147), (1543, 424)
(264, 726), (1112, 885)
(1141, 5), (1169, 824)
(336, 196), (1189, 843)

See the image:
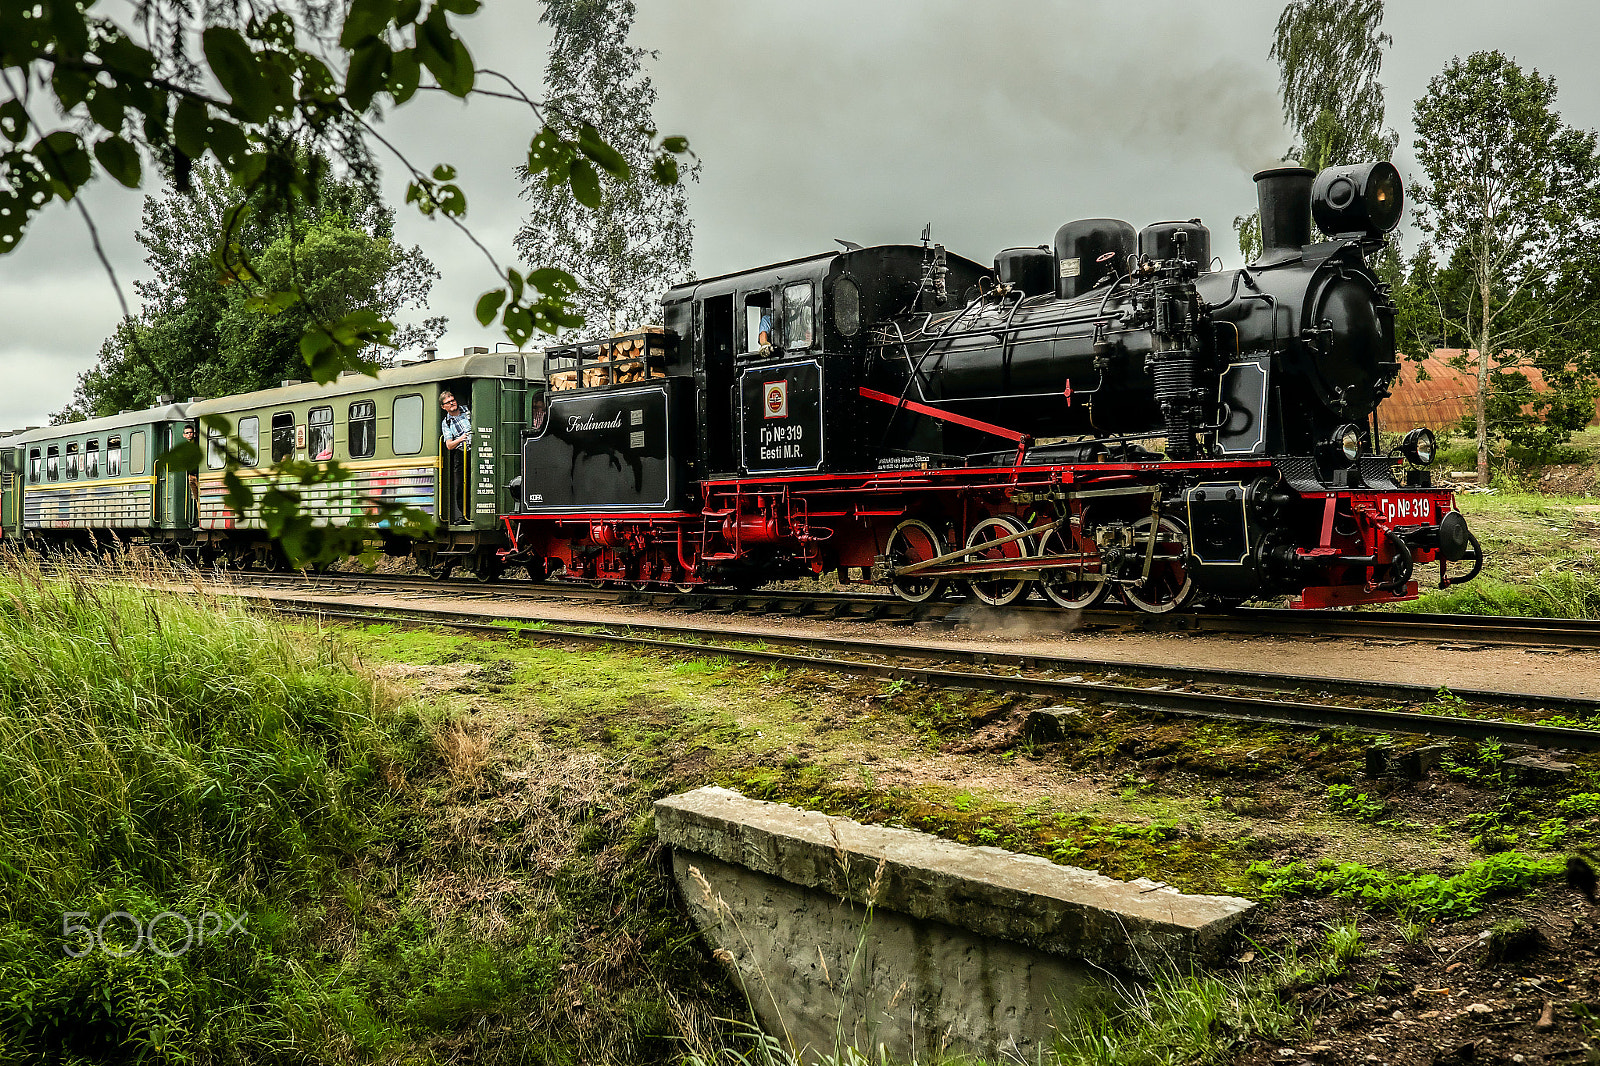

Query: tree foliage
(1236, 0), (1396, 259)
(512, 0), (695, 336)
(0, 0), (690, 563)
(60, 159), (444, 421)
(1405, 50), (1600, 479)
(1269, 0), (1397, 171)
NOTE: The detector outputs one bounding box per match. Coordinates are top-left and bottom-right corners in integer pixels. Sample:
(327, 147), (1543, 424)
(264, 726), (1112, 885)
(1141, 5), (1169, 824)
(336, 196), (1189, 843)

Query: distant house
(1381, 349), (1600, 431)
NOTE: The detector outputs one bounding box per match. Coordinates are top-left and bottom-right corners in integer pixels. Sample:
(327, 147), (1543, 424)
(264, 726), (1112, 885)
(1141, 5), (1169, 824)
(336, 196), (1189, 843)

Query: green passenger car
(0, 404), (193, 550)
(186, 348), (542, 573)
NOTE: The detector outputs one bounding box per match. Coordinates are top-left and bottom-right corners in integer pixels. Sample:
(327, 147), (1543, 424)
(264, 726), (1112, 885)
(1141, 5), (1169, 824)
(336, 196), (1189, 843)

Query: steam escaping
(947, 601), (1083, 641)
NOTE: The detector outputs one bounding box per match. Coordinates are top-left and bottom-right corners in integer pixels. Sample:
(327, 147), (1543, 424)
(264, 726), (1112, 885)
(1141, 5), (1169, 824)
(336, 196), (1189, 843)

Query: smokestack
(1253, 166), (1315, 265)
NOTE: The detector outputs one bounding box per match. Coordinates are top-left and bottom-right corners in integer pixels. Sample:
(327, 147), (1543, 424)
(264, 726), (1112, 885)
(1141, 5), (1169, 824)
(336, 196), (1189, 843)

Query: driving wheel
(963, 514), (1035, 608)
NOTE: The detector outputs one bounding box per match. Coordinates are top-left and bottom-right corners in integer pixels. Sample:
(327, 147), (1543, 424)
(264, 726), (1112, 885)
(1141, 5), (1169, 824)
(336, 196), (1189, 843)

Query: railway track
(251, 594), (1600, 753)
(216, 568), (1600, 650)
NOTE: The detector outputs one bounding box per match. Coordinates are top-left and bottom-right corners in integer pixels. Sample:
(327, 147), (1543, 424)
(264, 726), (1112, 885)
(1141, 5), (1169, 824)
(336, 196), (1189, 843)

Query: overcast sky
(2, 0), (1597, 429)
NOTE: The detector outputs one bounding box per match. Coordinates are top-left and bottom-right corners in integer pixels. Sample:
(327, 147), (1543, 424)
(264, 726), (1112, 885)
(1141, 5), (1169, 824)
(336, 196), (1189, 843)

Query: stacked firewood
(547, 327), (668, 391)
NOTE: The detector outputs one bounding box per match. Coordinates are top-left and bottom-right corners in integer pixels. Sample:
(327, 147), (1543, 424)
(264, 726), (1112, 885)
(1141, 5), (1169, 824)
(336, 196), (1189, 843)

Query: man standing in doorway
(440, 390), (471, 524)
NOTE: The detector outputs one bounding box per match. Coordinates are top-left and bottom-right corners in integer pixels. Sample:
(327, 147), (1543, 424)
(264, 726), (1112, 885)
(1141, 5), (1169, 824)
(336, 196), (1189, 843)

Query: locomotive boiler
(507, 162), (1482, 612)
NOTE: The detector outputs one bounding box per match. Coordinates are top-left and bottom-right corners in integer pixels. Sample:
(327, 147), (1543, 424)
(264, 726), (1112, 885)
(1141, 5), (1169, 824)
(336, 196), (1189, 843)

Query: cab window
(106, 438), (121, 477)
(783, 282), (814, 350)
(271, 412), (295, 462)
(85, 440), (99, 478)
(744, 292), (773, 353)
(28, 449), (40, 482)
(46, 446), (58, 480)
(238, 416), (259, 467)
(65, 443), (78, 479)
(349, 400), (376, 459)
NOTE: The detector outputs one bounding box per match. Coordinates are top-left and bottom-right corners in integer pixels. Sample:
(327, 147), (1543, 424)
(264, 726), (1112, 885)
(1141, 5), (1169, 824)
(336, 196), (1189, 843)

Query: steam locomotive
(507, 162), (1483, 611)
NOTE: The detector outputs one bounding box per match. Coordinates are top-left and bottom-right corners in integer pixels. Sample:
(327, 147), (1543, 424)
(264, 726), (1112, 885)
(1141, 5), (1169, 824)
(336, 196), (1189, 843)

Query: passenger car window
(349, 400), (376, 459)
(784, 282), (814, 350)
(85, 440), (99, 478)
(28, 449), (40, 482)
(65, 443), (78, 479)
(206, 426), (226, 469)
(238, 416), (259, 467)
(308, 406), (334, 460)
(106, 438), (121, 476)
(393, 394), (423, 454)
(271, 412), (295, 462)
(130, 431), (146, 473)
(46, 446), (58, 480)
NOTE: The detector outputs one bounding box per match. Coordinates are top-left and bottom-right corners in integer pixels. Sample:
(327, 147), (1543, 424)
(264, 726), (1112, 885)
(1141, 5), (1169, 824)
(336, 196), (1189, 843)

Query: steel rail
(208, 568), (1600, 648)
(254, 597), (1600, 751)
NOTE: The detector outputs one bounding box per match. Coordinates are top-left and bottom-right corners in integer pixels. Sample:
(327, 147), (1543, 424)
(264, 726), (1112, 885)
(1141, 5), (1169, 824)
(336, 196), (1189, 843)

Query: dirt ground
(243, 583), (1600, 701)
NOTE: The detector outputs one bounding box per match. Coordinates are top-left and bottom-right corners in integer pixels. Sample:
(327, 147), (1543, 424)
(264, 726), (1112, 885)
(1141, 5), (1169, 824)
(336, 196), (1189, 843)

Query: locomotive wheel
(884, 518), (948, 604)
(1122, 515), (1196, 615)
(1036, 524), (1109, 610)
(963, 514), (1035, 608)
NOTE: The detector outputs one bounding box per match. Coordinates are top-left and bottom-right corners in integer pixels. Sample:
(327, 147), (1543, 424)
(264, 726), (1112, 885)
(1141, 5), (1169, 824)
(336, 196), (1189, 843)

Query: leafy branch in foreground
(0, 0), (692, 563)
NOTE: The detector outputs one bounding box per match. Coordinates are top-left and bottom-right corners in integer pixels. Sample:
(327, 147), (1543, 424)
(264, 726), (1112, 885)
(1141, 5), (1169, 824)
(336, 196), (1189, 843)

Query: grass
(0, 554), (735, 1064)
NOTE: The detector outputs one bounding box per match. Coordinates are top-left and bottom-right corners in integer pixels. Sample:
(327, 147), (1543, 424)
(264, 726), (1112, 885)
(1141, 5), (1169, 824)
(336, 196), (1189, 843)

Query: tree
(1409, 50), (1600, 481)
(1235, 0), (1396, 258)
(0, 0), (691, 563)
(60, 159), (444, 420)
(513, 0), (695, 335)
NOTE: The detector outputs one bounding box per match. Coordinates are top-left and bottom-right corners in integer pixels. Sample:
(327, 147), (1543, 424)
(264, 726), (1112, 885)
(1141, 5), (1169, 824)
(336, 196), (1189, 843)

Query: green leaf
(34, 131), (91, 197)
(503, 304), (533, 347)
(172, 97), (209, 158)
(50, 65), (91, 111)
(0, 99), (28, 144)
(98, 34), (156, 79)
(395, 0), (423, 26)
(651, 153), (679, 186)
(526, 126), (572, 177)
(84, 87), (126, 132)
(417, 8), (474, 96)
(222, 468), (256, 514)
(202, 26), (271, 123)
(340, 0), (397, 47)
(475, 288), (506, 326)
(431, 163), (456, 181)
(244, 290), (300, 314)
(164, 440), (201, 470)
(344, 38), (391, 111)
(439, 0), (482, 13)
(577, 124), (629, 180)
(207, 120), (248, 167)
(661, 135), (690, 154)
(389, 48), (421, 103)
(569, 158), (601, 208)
(93, 135), (141, 188)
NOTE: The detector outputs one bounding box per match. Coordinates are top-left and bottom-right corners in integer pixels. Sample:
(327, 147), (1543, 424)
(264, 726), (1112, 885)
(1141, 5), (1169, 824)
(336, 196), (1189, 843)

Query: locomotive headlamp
(1312, 162), (1405, 239)
(1335, 424), (1363, 464)
(1401, 427), (1437, 466)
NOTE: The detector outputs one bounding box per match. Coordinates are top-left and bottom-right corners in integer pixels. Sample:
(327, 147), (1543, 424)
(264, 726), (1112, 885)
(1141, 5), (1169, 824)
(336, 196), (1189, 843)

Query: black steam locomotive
(508, 163), (1482, 612)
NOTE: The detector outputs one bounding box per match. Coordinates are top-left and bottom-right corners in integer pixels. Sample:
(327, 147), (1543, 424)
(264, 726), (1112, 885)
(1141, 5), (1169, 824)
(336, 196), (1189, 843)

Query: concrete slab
(656, 785), (1254, 977)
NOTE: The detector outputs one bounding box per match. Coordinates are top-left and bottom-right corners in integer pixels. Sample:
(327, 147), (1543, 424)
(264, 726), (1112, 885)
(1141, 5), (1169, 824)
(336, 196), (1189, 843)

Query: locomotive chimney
(1253, 166), (1315, 265)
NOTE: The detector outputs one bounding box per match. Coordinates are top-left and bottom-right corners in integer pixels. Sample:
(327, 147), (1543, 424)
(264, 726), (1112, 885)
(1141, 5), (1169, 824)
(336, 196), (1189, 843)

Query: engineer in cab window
(440, 390), (471, 524)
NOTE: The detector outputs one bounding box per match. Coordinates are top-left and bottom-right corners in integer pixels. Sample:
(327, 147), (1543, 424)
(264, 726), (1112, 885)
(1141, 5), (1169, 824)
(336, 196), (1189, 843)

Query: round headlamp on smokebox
(1400, 427), (1436, 466)
(1324, 424), (1363, 466)
(1312, 161), (1404, 239)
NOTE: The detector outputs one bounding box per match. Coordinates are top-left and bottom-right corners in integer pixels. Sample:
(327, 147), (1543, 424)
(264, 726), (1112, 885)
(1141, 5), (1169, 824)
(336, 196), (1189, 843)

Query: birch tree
(514, 0), (696, 335)
(1410, 50), (1600, 481)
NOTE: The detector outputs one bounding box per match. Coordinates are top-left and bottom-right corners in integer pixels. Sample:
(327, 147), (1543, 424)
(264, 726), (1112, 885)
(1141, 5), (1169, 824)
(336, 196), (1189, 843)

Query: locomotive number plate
(1362, 494), (1434, 524)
